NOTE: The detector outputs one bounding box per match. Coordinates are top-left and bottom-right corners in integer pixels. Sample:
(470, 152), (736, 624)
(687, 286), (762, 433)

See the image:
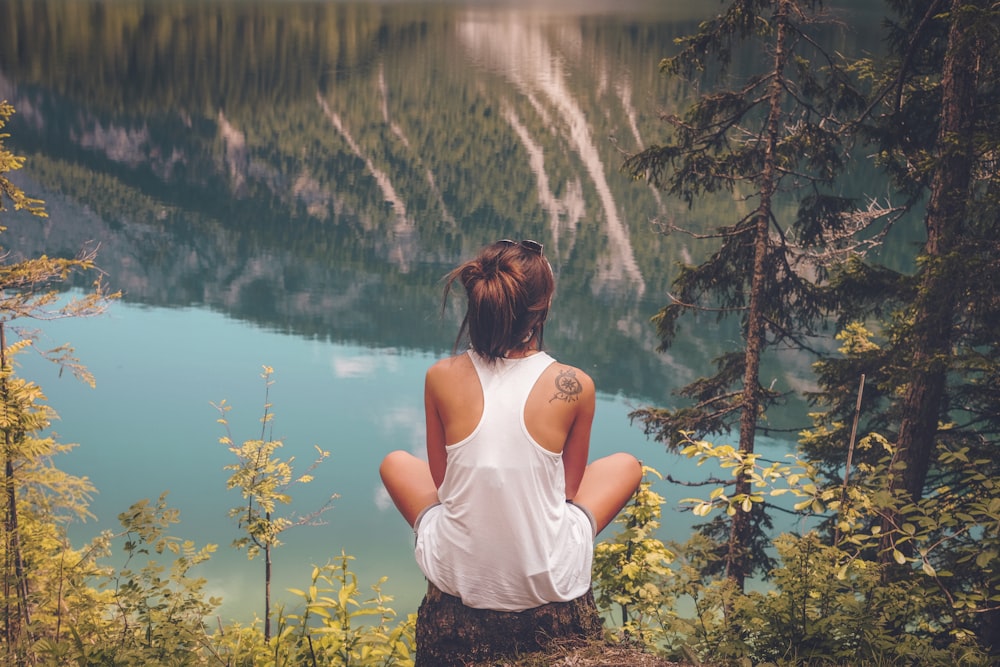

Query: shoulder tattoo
(550, 368), (583, 403)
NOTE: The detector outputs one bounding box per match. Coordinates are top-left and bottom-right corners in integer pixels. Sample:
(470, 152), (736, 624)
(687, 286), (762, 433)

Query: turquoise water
(23, 299), (706, 621)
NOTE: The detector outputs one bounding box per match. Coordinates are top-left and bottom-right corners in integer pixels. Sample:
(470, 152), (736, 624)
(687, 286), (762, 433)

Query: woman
(380, 239), (643, 612)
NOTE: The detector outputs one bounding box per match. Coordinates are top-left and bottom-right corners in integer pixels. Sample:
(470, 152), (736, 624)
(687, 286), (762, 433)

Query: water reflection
(0, 0), (896, 621)
(1, 0), (727, 401)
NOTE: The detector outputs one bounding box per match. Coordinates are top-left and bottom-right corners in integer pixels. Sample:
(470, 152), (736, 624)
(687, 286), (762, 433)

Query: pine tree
(623, 0), (877, 589)
(805, 0), (1000, 652)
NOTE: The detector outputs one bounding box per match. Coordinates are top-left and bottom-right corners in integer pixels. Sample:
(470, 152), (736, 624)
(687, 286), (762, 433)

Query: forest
(1, 0), (999, 665)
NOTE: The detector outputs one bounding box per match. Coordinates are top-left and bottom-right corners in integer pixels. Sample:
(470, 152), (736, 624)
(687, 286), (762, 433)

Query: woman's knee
(605, 452), (643, 489)
(624, 452), (644, 487)
(379, 450), (415, 481)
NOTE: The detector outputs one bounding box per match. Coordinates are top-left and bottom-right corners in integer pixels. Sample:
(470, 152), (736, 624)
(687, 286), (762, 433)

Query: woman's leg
(379, 450), (440, 528)
(573, 452), (643, 535)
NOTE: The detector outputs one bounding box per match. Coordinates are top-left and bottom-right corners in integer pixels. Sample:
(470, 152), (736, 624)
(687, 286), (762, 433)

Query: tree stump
(414, 582), (605, 666)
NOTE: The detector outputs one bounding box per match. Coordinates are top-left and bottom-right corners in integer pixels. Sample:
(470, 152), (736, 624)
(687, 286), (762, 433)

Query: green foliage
(0, 100), (46, 218)
(30, 494), (418, 667)
(0, 342), (108, 662)
(214, 365), (337, 641)
(50, 494), (222, 666)
(211, 553), (415, 667)
(0, 319), (410, 667)
(287, 552), (415, 666)
(593, 467), (675, 645)
(675, 435), (813, 519)
(696, 531), (989, 666)
(803, 305), (1000, 646)
(821, 0), (1000, 523)
(214, 366), (335, 560)
(595, 445), (997, 665)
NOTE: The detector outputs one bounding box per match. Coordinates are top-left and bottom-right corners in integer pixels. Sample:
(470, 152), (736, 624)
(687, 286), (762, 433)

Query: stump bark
(414, 582), (605, 666)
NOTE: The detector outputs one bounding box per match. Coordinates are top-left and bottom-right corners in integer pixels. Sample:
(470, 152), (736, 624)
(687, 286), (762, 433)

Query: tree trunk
(894, 0), (981, 504)
(414, 583), (604, 667)
(0, 323), (30, 651)
(728, 0), (791, 592)
(880, 0), (982, 565)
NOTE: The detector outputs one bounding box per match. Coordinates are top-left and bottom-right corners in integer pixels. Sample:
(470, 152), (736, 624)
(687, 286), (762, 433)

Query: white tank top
(413, 350), (594, 611)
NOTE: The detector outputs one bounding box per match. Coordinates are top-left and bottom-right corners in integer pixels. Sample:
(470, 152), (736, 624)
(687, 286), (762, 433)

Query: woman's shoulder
(426, 352), (474, 381)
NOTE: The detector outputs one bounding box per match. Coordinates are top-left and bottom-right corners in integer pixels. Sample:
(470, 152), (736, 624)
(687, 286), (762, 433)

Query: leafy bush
(593, 467), (675, 645)
(592, 437), (997, 666)
(210, 553), (415, 667)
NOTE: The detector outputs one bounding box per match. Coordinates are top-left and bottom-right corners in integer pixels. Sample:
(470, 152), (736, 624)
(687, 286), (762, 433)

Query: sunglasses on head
(499, 239), (543, 255)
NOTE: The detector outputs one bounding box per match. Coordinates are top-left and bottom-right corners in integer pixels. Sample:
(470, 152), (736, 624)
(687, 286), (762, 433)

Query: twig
(835, 374), (865, 547)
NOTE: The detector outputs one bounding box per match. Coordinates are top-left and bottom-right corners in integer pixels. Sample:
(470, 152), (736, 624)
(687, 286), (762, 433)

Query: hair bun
(443, 241), (554, 363)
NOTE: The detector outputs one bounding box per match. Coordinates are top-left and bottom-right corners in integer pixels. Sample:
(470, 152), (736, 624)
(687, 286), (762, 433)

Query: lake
(0, 0), (893, 623)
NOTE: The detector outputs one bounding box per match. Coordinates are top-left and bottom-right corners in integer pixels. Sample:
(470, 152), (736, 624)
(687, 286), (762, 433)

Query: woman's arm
(561, 370), (595, 500)
(425, 367), (449, 488)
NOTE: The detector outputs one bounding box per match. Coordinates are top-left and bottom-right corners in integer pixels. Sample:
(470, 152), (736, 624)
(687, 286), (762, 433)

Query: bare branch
(665, 474), (734, 487)
(662, 291), (747, 315)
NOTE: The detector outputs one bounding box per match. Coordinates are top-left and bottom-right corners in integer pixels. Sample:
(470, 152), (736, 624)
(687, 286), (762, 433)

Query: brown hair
(443, 240), (554, 363)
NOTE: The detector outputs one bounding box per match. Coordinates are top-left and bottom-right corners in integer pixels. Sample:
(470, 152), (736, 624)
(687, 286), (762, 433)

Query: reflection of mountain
(456, 12), (645, 296)
(0, 0), (894, 405)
